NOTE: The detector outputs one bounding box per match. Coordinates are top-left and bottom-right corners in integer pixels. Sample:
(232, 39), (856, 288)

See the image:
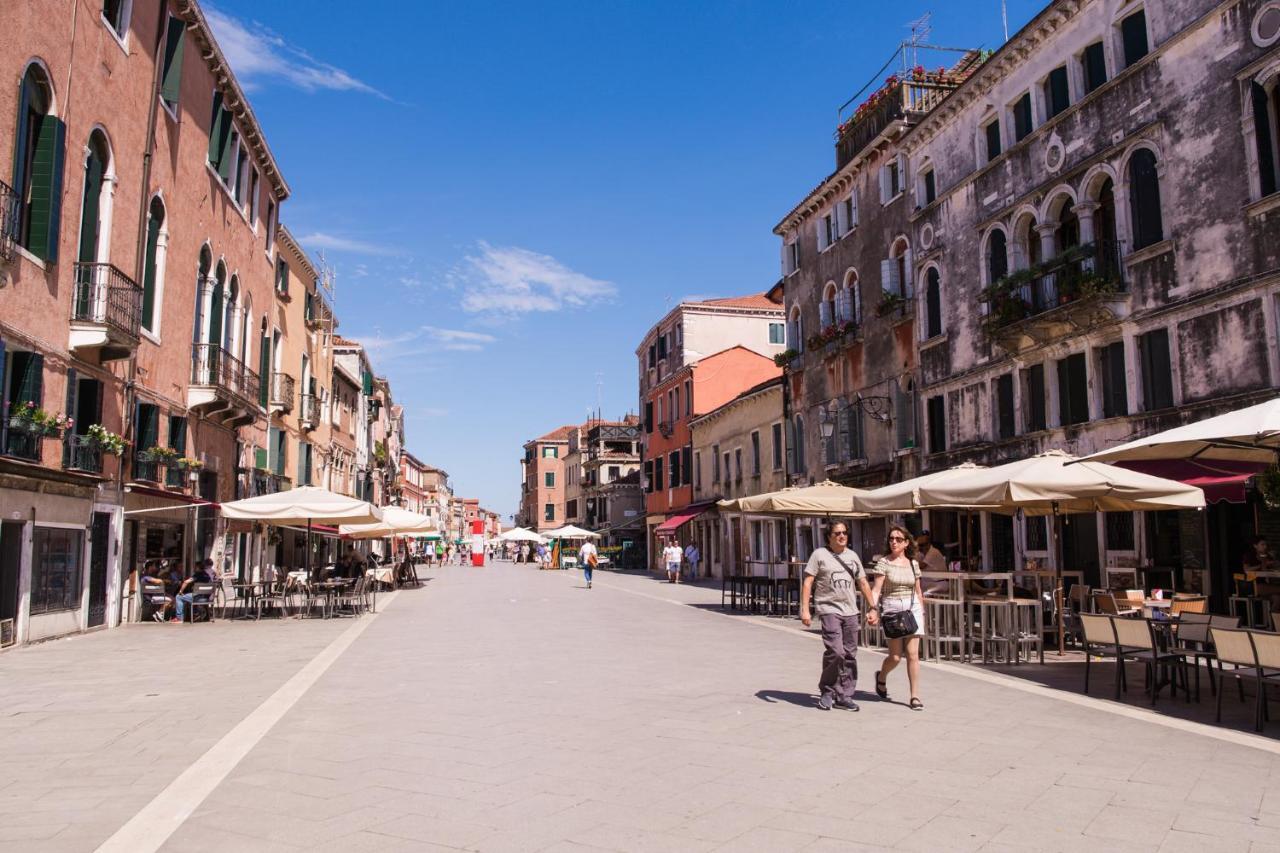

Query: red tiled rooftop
(692, 293), (781, 311)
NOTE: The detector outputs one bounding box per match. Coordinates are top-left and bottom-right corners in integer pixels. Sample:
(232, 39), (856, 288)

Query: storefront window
(31, 527), (83, 614)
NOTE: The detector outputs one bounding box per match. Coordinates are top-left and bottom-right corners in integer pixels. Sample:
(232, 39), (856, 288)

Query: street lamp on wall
(819, 402), (837, 440)
(853, 392), (893, 423)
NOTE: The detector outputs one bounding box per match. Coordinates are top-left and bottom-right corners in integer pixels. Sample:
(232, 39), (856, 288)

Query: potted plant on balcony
(140, 446), (179, 465)
(86, 424), (127, 456)
(177, 456), (204, 472)
(876, 290), (908, 318)
(773, 348), (799, 368)
(7, 401), (71, 437)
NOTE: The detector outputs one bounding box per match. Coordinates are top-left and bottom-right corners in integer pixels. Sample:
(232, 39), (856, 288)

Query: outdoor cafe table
(229, 581), (266, 620)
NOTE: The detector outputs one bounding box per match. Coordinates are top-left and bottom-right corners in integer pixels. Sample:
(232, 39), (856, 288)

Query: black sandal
(909, 698), (924, 711)
(875, 674), (888, 699)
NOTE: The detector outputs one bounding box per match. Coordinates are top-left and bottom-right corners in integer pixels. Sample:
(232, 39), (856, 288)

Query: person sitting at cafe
(140, 560), (172, 622)
(173, 559), (214, 623)
(1244, 534), (1280, 609)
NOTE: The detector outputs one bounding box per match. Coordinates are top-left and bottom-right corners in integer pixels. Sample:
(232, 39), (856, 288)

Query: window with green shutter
(207, 91), (233, 177)
(1012, 93), (1033, 142)
(1045, 66), (1070, 119)
(1082, 41), (1107, 94)
(258, 333), (270, 408)
(161, 15), (186, 109)
(23, 112), (66, 263)
(141, 198), (163, 332)
(1121, 10), (1149, 68)
(254, 445), (268, 470)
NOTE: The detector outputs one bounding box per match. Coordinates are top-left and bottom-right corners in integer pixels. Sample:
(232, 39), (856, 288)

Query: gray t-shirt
(804, 547), (866, 616)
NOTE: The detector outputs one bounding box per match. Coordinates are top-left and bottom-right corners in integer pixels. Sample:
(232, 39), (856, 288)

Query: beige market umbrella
(849, 464), (988, 514)
(908, 450), (1206, 653)
(717, 480), (872, 516)
(339, 507), (437, 539)
(220, 486), (381, 580)
(1078, 395), (1280, 464)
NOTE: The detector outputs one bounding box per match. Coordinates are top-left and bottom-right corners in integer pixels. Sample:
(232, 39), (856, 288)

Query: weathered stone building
(776, 0), (1280, 600)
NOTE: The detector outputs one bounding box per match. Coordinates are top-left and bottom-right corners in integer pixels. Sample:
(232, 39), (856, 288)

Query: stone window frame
(1113, 2), (1152, 71)
(140, 192), (169, 342)
(915, 156), (937, 207)
(920, 262), (944, 342)
(980, 223), (1011, 290)
(819, 281), (839, 328)
(1241, 61), (1280, 205)
(1118, 139), (1168, 254)
(787, 304), (803, 353)
(974, 105), (1002, 168)
(842, 268), (861, 326)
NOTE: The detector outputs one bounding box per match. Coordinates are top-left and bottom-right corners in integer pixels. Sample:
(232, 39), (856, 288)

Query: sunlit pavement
(1, 560), (1278, 852)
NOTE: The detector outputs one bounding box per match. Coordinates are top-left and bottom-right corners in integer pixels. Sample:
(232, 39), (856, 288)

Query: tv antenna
(903, 13), (933, 71)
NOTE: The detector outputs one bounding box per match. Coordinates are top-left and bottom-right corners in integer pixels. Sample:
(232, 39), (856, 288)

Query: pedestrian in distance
(800, 521), (878, 711)
(579, 539), (598, 589)
(683, 542), (700, 582)
(869, 524), (926, 711)
(662, 540), (683, 583)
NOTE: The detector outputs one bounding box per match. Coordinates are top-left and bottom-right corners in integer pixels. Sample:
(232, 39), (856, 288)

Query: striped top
(870, 558), (921, 600)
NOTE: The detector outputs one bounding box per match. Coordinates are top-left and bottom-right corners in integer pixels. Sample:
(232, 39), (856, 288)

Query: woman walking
(800, 521), (879, 711)
(869, 524), (926, 711)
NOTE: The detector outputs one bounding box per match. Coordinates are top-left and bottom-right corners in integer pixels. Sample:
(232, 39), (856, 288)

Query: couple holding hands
(800, 522), (925, 712)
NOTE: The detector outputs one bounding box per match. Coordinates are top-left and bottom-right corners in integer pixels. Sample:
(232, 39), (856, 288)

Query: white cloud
(456, 242), (617, 315)
(345, 326), (497, 358)
(298, 232), (402, 257)
(204, 7), (389, 99)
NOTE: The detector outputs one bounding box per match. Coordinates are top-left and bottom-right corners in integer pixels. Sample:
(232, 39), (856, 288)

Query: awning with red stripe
(654, 502), (716, 536)
(1120, 459), (1265, 505)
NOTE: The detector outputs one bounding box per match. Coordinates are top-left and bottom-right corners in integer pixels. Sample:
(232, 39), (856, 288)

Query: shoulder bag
(879, 559), (919, 640)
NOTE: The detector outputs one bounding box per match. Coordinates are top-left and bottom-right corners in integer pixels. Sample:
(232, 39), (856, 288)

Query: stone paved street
(1, 561), (1279, 853)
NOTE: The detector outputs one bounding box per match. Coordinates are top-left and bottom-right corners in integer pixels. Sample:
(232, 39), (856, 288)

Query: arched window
(141, 197), (165, 333)
(1127, 148), (1164, 249)
(843, 269), (860, 325)
(223, 275), (240, 356)
(882, 238), (912, 300)
(787, 305), (803, 352)
(924, 268), (943, 339)
(77, 131), (111, 265)
(1047, 194), (1079, 254)
(986, 229), (1009, 284)
(208, 261), (226, 346)
(820, 282), (838, 327)
(1253, 77), (1280, 197)
(12, 63), (65, 262)
(1013, 213), (1040, 269)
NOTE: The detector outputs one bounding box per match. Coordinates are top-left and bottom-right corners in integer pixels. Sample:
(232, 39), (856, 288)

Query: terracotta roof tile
(693, 293), (781, 310)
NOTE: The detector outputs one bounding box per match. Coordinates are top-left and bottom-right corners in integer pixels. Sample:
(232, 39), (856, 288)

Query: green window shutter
(141, 209), (160, 330)
(161, 16), (186, 107)
(218, 128), (236, 183)
(254, 445), (267, 470)
(11, 83), (32, 201)
(362, 370), (373, 396)
(27, 116), (66, 263)
(78, 145), (105, 264)
(168, 416), (186, 454)
(297, 439), (304, 484)
(207, 92), (225, 164)
(136, 403), (158, 450)
(61, 367), (77, 467)
(258, 334), (270, 408)
(14, 352), (44, 406)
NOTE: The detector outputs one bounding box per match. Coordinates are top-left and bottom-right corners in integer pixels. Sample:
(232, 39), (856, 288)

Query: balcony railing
(191, 343), (260, 404)
(3, 423), (41, 461)
(298, 393), (319, 428)
(133, 451), (162, 483)
(72, 262), (143, 340)
(0, 178), (17, 262)
(270, 372), (295, 411)
(981, 241), (1126, 329)
(837, 78), (958, 169)
(252, 469), (291, 495)
(63, 434), (103, 474)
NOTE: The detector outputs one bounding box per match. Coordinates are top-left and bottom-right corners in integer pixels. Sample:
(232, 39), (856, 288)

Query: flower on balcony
(86, 424), (127, 456)
(6, 400), (72, 437)
(806, 321), (858, 351)
(140, 446), (180, 464)
(876, 290), (909, 318)
(177, 456), (204, 471)
(773, 349), (800, 368)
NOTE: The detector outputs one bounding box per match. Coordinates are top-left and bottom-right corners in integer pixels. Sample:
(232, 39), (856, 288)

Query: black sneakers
(835, 697), (860, 712)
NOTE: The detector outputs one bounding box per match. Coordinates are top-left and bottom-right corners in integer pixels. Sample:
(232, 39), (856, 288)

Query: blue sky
(206, 0), (1044, 521)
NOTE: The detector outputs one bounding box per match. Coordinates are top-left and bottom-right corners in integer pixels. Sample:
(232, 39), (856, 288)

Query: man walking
(579, 539), (598, 589)
(663, 540), (683, 584)
(800, 522), (878, 711)
(683, 542), (700, 582)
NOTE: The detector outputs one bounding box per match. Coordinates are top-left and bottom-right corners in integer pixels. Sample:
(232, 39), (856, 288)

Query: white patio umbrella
(717, 480), (872, 516)
(220, 486), (381, 579)
(499, 527), (546, 542)
(849, 464), (988, 514)
(1078, 394), (1280, 464)
(339, 507), (437, 539)
(542, 524), (600, 539)
(907, 450), (1206, 653)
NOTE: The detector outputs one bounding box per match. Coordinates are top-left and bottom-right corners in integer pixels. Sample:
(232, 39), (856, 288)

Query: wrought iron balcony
(133, 450), (162, 483)
(0, 178), (17, 262)
(298, 393), (320, 429)
(63, 434), (103, 474)
(3, 423), (41, 462)
(981, 241), (1128, 351)
(837, 77), (959, 169)
(252, 469), (292, 495)
(270, 372), (295, 414)
(69, 262), (143, 361)
(188, 343), (261, 425)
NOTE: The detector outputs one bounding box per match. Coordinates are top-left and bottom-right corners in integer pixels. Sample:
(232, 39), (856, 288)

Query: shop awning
(654, 502), (716, 536)
(1120, 459), (1265, 505)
